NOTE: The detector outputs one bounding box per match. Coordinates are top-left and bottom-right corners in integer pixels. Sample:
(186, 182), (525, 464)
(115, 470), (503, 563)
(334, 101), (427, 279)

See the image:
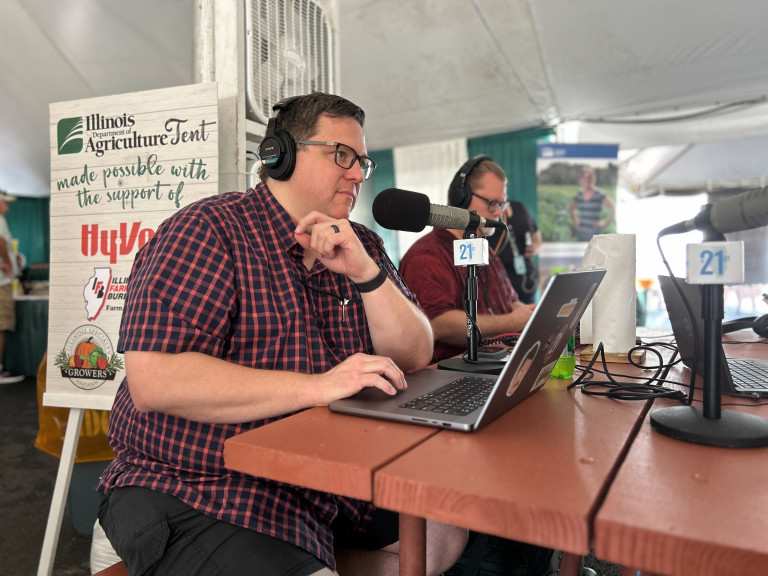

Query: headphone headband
(272, 95), (302, 113)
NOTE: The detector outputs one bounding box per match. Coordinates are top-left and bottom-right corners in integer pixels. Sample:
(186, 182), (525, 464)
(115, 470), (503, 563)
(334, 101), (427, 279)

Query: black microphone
(659, 186), (768, 236)
(372, 188), (506, 233)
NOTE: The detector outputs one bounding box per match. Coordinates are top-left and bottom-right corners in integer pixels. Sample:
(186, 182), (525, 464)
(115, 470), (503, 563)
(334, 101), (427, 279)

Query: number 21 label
(686, 241), (744, 284)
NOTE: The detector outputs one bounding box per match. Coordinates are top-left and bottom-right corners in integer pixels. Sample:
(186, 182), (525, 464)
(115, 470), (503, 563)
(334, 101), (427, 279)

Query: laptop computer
(329, 269), (606, 431)
(658, 275), (768, 397)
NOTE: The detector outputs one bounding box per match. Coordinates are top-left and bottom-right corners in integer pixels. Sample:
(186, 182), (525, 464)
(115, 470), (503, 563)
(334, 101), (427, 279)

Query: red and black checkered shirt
(97, 183), (418, 569)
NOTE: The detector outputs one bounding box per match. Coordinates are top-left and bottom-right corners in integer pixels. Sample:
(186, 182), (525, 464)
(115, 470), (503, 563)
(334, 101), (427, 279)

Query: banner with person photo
(536, 143), (619, 287)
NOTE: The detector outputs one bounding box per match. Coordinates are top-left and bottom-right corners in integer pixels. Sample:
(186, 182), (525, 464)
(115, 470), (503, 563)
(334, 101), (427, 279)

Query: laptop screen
(657, 275), (734, 389)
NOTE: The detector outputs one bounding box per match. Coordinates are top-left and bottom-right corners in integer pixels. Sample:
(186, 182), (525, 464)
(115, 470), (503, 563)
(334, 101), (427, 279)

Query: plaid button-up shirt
(98, 183), (417, 569)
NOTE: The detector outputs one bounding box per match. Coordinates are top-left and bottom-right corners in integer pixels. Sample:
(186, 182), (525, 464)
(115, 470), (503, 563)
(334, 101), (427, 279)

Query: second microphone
(372, 188), (506, 232)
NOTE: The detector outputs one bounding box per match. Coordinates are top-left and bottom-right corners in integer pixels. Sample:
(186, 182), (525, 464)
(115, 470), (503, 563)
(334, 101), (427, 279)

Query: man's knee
(426, 521), (469, 576)
(309, 568), (338, 576)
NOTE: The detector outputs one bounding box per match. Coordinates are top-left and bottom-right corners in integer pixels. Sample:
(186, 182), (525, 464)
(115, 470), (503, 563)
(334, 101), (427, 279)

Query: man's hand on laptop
(317, 353), (407, 404)
(507, 302), (536, 331)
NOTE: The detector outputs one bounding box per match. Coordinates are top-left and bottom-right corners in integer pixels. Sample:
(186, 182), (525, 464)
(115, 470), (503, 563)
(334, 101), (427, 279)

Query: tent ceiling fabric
(341, 0), (768, 149)
(531, 1), (768, 121)
(622, 135), (768, 196)
(3, 0), (768, 198)
(0, 0), (194, 198)
(338, 0), (556, 150)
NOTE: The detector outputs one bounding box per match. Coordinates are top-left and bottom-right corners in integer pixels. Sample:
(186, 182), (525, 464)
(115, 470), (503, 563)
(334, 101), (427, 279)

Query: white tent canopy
(3, 0), (768, 198)
(620, 135), (768, 197)
(344, 0), (768, 149)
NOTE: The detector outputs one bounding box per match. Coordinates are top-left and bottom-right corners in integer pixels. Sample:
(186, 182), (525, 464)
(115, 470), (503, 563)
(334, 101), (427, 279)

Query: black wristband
(354, 263), (388, 293)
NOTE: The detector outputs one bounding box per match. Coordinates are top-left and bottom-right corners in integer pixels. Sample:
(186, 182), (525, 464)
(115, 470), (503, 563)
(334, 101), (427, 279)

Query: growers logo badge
(54, 325), (124, 390)
(57, 116), (83, 155)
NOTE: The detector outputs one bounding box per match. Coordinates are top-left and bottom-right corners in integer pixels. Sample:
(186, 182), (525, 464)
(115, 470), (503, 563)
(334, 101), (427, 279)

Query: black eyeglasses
(471, 192), (509, 213)
(296, 140), (377, 180)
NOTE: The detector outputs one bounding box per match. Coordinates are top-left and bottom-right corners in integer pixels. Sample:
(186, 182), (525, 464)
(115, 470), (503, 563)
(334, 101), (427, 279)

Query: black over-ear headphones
(258, 96), (302, 180)
(447, 155), (492, 208)
(722, 314), (768, 338)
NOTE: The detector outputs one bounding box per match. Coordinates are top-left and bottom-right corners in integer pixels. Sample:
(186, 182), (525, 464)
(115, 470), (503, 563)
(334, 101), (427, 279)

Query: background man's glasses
(471, 192), (509, 213)
(296, 140), (377, 180)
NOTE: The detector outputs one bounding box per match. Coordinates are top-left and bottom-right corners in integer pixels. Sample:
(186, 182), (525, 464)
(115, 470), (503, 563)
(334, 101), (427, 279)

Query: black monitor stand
(650, 229), (768, 448)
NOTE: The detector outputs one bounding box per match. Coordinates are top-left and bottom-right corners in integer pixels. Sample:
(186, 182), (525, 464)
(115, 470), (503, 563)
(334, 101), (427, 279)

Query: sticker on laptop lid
(506, 341), (540, 397)
(557, 298), (578, 317)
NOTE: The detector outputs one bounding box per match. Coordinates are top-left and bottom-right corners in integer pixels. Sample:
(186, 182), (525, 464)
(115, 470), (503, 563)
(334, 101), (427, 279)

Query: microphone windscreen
(372, 188), (431, 232)
(710, 186), (768, 234)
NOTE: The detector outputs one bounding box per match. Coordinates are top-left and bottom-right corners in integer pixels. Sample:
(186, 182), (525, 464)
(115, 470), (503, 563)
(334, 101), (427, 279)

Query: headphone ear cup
(447, 155), (493, 208)
(259, 129), (296, 181)
(448, 171), (471, 208)
(754, 314), (768, 338)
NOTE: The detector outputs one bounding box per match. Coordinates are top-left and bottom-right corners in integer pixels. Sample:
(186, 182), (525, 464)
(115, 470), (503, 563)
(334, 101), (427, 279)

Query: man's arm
(0, 237), (12, 277)
(430, 305), (535, 347)
(295, 212), (433, 372)
(355, 276), (434, 372)
(126, 350), (408, 423)
(524, 230), (543, 259)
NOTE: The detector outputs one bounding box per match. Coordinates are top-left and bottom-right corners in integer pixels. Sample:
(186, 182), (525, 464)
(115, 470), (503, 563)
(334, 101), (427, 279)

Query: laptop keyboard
(728, 359), (768, 391)
(400, 376), (495, 416)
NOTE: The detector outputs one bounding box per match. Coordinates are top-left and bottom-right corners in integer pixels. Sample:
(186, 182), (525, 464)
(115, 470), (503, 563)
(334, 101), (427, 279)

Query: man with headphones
(97, 93), (467, 576)
(399, 156), (536, 363)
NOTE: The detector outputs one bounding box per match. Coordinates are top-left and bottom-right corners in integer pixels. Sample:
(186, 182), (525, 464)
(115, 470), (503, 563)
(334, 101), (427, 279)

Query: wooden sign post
(40, 83), (219, 575)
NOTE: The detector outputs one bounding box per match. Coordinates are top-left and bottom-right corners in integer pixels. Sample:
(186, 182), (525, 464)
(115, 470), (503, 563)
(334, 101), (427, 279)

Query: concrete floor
(1, 377), (92, 575)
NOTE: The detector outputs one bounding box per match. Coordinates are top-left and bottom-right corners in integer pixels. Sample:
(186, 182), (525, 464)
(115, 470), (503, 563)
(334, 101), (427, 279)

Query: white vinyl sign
(46, 83), (219, 409)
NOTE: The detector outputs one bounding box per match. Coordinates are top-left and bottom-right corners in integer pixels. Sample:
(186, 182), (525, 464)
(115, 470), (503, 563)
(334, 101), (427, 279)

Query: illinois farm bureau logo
(53, 325), (124, 390)
(57, 116), (83, 155)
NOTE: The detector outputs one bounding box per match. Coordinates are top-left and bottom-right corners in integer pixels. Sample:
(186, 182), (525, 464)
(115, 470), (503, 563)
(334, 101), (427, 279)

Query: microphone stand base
(650, 406), (768, 448)
(437, 357), (506, 376)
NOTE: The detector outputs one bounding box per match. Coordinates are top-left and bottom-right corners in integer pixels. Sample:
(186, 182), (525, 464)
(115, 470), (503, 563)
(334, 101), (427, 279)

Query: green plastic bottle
(550, 334), (575, 379)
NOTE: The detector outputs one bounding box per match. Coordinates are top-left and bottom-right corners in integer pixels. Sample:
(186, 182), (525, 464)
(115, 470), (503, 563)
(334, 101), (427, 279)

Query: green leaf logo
(57, 116), (83, 155)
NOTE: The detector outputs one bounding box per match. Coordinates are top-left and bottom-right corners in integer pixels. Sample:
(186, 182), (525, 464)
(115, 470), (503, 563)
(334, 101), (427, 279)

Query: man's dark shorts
(98, 486), (399, 576)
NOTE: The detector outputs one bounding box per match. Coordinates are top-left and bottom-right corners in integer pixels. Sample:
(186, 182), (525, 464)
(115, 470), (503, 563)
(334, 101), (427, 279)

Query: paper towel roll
(579, 234), (636, 354)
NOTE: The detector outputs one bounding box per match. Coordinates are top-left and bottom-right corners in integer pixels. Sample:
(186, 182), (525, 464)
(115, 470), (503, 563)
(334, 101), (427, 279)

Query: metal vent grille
(245, 0), (335, 125)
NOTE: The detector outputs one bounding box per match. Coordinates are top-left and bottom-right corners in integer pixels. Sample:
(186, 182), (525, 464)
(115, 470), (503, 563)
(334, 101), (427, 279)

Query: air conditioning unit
(244, 0), (339, 128)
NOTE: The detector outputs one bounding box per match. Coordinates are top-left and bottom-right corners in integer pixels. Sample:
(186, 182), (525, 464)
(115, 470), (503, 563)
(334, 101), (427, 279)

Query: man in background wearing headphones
(97, 93), (467, 576)
(399, 157), (536, 363)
